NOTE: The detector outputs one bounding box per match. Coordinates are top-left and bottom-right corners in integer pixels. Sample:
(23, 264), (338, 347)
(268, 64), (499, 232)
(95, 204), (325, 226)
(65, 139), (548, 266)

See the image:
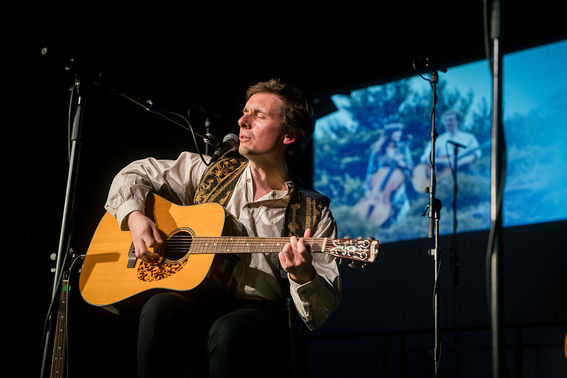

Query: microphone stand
(106, 88), (220, 164)
(41, 63), (86, 377)
(204, 117), (212, 156)
(425, 68), (443, 378)
(449, 141), (465, 378)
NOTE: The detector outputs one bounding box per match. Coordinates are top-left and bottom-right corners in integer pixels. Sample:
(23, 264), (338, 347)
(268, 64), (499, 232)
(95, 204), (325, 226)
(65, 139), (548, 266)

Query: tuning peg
(361, 263), (367, 269)
(338, 259), (343, 266)
(348, 261), (357, 269)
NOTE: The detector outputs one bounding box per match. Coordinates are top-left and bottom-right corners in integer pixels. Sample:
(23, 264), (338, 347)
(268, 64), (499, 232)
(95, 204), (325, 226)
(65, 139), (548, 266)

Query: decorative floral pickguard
(137, 257), (188, 282)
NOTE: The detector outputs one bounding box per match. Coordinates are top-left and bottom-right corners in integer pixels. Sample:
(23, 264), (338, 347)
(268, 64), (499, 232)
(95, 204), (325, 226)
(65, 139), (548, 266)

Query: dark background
(14, 1), (567, 377)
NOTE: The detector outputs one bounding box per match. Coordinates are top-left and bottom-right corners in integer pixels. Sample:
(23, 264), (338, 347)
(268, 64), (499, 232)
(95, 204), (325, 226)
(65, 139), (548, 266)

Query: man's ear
(283, 133), (299, 145)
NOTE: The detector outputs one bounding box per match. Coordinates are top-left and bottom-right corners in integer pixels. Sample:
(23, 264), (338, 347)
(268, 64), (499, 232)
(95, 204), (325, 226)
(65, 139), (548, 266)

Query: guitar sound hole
(164, 230), (193, 262)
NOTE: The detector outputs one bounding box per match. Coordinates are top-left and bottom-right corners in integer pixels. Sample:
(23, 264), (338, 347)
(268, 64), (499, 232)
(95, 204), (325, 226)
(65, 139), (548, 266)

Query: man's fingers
(297, 228), (313, 258)
(128, 211), (163, 262)
(279, 243), (293, 260)
(289, 236), (298, 251)
(297, 239), (313, 266)
(279, 243), (293, 268)
(151, 224), (164, 244)
(133, 239), (147, 259)
(132, 230), (161, 262)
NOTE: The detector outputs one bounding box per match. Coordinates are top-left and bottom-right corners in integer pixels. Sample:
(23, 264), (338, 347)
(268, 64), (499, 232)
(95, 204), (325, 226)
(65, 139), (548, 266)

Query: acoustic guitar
(411, 141), (489, 193)
(79, 194), (379, 307)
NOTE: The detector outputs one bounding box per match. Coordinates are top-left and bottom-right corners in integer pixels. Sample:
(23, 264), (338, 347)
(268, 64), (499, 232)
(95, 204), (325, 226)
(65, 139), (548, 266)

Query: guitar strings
(162, 236), (327, 255)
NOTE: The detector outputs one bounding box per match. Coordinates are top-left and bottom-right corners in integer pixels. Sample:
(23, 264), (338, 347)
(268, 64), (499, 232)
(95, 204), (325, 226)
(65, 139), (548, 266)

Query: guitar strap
(193, 157), (249, 206)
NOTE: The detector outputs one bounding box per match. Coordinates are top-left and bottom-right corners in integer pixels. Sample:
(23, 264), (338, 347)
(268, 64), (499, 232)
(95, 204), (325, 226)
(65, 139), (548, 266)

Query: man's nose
(238, 114), (249, 128)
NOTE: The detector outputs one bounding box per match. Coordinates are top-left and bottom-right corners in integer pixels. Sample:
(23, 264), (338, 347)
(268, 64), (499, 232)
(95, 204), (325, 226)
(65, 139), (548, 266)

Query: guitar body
(79, 196), (230, 307)
(411, 141), (489, 193)
(411, 163), (430, 193)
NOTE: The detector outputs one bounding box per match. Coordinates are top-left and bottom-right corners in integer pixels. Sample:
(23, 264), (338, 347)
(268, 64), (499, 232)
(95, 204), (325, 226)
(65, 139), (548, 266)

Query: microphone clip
(208, 133), (239, 165)
(203, 133), (219, 147)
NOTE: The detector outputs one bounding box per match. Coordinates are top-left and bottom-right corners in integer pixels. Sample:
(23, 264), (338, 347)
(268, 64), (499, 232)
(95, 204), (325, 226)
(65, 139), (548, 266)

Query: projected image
(502, 40), (567, 228)
(313, 39), (567, 243)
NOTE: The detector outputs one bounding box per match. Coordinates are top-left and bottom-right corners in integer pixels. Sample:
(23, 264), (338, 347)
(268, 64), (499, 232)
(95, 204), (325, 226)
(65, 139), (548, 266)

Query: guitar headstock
(327, 237), (379, 267)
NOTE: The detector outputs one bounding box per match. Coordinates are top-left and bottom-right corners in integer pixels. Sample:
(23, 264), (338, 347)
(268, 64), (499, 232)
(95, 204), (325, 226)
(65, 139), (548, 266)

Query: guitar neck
(50, 279), (69, 378)
(181, 236), (378, 264)
(189, 237), (329, 254)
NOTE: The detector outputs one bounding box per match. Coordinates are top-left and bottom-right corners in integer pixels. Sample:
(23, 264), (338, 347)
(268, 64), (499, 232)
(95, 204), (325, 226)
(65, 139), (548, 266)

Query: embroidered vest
(193, 157), (329, 237)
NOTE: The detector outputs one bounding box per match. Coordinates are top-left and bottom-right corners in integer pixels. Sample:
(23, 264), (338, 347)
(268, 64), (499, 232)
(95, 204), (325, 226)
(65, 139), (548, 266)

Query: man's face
(237, 92), (289, 161)
(442, 113), (459, 133)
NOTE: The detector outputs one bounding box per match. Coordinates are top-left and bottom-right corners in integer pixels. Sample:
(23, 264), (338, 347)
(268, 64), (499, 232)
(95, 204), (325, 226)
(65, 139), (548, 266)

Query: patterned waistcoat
(193, 157), (329, 238)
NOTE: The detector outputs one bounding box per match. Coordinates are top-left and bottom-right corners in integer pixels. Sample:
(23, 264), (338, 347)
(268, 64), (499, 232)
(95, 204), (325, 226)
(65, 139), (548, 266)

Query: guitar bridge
(127, 244), (137, 268)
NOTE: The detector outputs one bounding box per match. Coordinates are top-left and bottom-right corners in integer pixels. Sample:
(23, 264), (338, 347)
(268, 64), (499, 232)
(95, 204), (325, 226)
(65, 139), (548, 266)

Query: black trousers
(137, 292), (293, 378)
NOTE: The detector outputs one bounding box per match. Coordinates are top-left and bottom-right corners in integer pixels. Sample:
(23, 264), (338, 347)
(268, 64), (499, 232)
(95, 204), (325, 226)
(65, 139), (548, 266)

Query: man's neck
(248, 159), (289, 201)
(446, 128), (460, 137)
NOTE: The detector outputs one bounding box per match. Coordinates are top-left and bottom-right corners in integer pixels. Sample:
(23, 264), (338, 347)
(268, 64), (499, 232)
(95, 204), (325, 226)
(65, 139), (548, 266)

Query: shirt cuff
(116, 198), (144, 231)
(289, 273), (324, 302)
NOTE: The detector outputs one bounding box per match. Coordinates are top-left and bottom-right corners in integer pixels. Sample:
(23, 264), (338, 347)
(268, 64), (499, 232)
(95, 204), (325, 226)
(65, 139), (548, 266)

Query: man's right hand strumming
(127, 210), (163, 262)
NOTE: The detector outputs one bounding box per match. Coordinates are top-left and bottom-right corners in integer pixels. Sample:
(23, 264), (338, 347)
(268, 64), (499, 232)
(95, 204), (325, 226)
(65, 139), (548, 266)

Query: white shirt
(420, 129), (481, 164)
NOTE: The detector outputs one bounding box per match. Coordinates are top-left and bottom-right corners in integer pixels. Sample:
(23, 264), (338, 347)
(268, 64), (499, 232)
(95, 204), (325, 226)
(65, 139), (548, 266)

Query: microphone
(447, 140), (467, 149)
(209, 133), (239, 163)
(413, 57), (447, 74)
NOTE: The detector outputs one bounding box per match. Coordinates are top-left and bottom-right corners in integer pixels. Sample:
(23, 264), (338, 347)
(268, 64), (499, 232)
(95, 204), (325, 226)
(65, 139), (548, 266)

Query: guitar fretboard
(172, 236), (328, 254)
(161, 233), (377, 264)
(50, 279), (69, 378)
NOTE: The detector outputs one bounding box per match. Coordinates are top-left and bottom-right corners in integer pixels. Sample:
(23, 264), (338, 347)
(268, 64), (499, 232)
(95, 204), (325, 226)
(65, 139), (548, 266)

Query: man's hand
(279, 228), (316, 284)
(127, 210), (163, 262)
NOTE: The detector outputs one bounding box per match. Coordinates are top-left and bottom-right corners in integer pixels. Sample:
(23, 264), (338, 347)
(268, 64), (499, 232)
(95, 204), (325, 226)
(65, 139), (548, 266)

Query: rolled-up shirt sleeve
(288, 207), (342, 330)
(105, 151), (208, 230)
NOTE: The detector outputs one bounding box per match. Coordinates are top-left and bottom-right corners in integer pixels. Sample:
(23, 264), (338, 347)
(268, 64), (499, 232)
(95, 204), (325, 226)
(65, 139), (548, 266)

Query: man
(419, 109), (481, 170)
(413, 109), (482, 192)
(104, 79), (341, 377)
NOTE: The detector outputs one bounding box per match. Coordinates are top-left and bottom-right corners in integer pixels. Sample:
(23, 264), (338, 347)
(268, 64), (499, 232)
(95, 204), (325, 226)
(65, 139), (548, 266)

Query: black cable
(67, 84), (75, 162)
(161, 110), (213, 166)
(109, 89), (218, 167)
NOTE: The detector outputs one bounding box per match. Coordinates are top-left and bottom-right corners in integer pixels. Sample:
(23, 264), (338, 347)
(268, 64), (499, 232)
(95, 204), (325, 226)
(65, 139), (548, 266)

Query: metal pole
(489, 0), (505, 376)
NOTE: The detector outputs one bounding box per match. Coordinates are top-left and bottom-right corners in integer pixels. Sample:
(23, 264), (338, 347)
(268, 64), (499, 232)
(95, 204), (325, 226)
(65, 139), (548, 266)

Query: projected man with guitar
(412, 109), (483, 193)
(80, 79), (378, 378)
